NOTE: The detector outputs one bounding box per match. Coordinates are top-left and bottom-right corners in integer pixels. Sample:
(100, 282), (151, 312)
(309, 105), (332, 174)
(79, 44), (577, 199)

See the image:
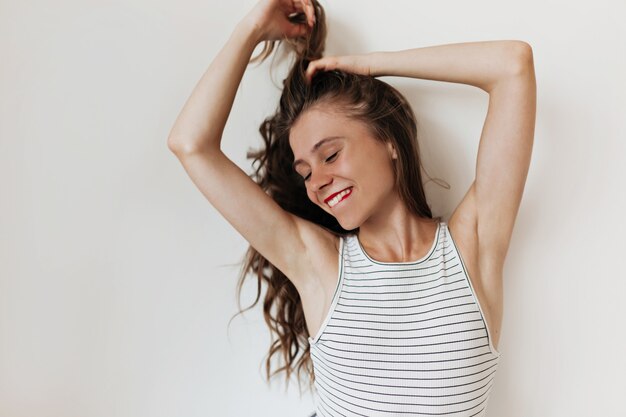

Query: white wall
(1, 0), (624, 416)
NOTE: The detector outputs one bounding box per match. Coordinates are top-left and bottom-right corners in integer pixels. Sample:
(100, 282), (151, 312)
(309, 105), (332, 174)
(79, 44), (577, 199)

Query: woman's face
(289, 105), (399, 230)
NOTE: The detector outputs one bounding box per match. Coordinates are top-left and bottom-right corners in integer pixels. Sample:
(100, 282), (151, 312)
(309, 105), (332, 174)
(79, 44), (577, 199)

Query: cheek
(359, 154), (396, 190)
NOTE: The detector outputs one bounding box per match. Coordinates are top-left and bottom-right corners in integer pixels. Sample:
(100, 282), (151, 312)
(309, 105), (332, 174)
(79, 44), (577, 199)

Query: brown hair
(229, 0), (445, 396)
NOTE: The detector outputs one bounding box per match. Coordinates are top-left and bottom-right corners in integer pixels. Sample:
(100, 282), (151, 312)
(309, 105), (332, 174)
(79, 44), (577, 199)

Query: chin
(335, 216), (362, 232)
(322, 204), (362, 231)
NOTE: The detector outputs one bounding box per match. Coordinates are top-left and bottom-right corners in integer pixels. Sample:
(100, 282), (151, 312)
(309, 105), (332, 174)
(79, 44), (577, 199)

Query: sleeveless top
(307, 221), (501, 417)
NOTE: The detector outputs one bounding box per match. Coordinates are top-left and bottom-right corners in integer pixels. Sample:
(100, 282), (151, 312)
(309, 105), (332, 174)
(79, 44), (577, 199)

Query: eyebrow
(292, 136), (344, 171)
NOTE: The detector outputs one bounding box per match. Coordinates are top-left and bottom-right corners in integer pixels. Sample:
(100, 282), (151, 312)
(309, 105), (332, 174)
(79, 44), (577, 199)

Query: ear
(386, 141), (398, 160)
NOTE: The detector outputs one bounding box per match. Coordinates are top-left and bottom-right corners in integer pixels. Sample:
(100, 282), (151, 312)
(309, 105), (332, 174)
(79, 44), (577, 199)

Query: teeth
(328, 188), (351, 208)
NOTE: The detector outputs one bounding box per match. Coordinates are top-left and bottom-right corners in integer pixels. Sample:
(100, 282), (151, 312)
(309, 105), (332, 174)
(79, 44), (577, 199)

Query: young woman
(167, 0), (536, 415)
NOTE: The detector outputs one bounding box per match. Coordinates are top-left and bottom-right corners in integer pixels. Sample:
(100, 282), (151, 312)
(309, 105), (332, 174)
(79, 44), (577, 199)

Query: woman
(167, 0), (536, 415)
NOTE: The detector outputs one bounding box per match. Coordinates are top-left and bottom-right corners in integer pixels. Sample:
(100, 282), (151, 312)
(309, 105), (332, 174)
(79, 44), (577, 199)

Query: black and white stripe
(307, 222), (501, 417)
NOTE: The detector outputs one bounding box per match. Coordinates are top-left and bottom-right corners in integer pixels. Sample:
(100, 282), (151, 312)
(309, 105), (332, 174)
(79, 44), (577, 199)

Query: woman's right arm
(166, 1), (320, 289)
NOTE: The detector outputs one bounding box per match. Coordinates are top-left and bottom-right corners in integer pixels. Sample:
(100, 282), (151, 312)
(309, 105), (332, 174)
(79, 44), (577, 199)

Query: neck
(357, 199), (437, 263)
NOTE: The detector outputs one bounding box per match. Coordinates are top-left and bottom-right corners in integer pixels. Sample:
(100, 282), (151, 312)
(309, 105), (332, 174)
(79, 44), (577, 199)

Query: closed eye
(303, 152), (339, 182)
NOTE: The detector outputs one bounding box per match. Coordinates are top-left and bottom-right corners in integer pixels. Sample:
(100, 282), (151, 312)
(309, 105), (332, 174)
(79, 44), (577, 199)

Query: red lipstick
(324, 187), (353, 204)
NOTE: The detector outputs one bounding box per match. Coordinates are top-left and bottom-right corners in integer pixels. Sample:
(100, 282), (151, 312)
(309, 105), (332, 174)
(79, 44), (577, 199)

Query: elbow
(167, 136), (184, 154)
(167, 136), (197, 156)
(508, 41), (535, 77)
(167, 136), (219, 156)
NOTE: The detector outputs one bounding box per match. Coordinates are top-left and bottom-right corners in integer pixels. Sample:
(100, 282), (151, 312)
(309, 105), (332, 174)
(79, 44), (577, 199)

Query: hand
(243, 0), (316, 43)
(305, 53), (376, 83)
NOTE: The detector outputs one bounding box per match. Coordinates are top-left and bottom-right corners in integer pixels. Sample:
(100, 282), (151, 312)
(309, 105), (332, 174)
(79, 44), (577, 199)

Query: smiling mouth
(327, 187), (353, 208)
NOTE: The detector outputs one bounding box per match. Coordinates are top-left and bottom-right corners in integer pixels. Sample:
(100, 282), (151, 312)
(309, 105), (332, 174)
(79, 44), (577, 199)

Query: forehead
(289, 107), (364, 152)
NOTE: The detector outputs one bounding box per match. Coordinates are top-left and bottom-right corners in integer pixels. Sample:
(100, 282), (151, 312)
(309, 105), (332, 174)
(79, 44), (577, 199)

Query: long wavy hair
(228, 0), (446, 396)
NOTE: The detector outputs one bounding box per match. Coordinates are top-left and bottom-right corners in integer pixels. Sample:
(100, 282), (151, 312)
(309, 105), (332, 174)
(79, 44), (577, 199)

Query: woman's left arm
(370, 40), (532, 92)
(377, 40), (537, 265)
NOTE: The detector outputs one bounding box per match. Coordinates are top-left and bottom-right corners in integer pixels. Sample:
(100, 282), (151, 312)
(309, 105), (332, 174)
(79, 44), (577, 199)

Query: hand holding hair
(305, 53), (377, 83)
(243, 0), (316, 43)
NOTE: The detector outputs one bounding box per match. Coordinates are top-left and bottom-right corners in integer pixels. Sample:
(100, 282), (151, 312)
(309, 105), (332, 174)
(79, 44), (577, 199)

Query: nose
(308, 167), (333, 193)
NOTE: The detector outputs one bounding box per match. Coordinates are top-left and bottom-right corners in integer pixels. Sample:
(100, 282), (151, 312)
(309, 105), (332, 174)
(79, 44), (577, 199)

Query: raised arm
(167, 0), (320, 288)
(370, 40), (532, 92)
(374, 41), (537, 267)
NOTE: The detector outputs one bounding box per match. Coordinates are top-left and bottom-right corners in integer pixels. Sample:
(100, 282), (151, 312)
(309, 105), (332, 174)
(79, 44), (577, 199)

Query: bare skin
(168, 0), (536, 354)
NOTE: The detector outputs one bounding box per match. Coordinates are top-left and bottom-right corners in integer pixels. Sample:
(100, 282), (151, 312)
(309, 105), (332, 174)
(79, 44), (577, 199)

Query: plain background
(1, 0), (625, 416)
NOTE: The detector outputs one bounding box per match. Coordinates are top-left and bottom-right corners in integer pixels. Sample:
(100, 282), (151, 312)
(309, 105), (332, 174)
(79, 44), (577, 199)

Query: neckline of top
(354, 221), (443, 265)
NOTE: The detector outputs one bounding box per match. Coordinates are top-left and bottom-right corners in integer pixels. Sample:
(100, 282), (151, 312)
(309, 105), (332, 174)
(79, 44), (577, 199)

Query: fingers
(296, 0), (315, 27)
(306, 0), (316, 26)
(304, 60), (318, 84)
(305, 59), (328, 84)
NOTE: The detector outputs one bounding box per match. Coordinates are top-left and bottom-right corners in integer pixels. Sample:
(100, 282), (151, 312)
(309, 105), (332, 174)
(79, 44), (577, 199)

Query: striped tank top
(307, 221), (501, 417)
